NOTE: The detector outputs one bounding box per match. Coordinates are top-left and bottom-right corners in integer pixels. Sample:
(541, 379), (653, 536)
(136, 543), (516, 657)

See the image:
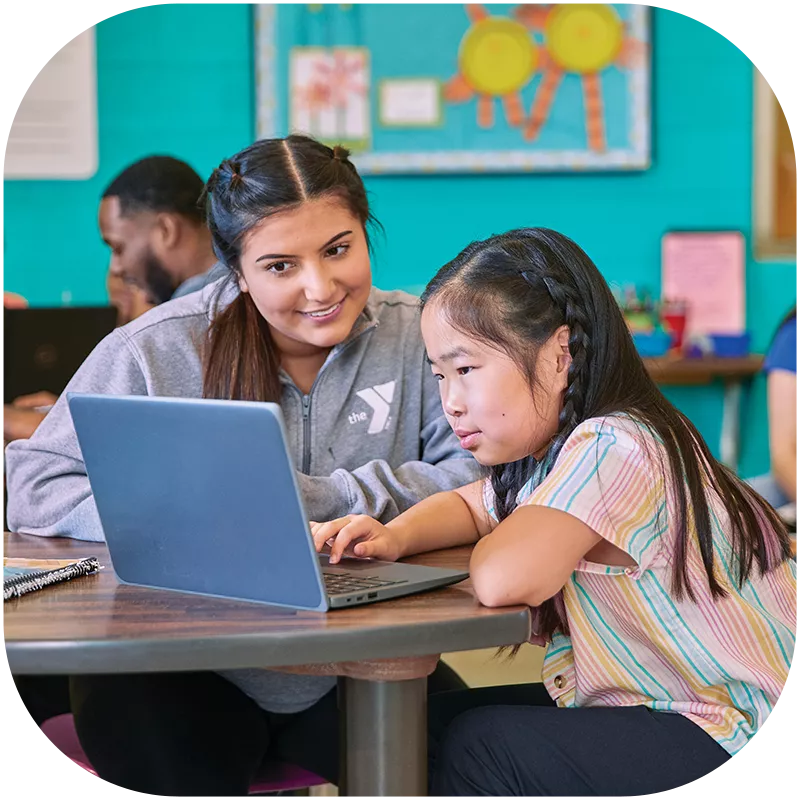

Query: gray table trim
(6, 609), (531, 674)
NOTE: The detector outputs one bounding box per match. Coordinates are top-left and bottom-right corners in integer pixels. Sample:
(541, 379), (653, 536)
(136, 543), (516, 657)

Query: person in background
(746, 308), (796, 513)
(4, 156), (222, 442)
(100, 155), (225, 310)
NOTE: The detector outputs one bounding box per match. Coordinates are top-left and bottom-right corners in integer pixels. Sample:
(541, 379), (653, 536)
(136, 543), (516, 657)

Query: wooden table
(644, 356), (764, 469)
(4, 532), (530, 796)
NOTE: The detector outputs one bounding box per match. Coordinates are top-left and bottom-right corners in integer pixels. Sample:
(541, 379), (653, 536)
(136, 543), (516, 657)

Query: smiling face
(237, 196), (372, 358)
(421, 300), (571, 466)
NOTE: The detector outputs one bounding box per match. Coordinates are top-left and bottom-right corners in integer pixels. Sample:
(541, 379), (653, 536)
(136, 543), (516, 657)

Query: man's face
(99, 196), (176, 304)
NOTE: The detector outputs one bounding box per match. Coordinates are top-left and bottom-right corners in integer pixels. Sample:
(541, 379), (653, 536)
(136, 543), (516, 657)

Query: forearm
(469, 505), (601, 608)
(386, 490), (480, 558)
(297, 456), (481, 523)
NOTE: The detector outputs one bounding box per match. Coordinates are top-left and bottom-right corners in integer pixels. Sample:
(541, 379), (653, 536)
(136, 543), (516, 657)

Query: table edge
(5, 607), (532, 675)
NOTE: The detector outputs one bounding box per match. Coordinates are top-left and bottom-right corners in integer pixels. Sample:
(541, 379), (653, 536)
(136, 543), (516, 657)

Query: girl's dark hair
(421, 228), (791, 639)
(201, 135), (379, 401)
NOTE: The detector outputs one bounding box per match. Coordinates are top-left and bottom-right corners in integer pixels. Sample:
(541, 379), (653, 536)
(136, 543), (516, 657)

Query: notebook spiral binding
(3, 557), (101, 600)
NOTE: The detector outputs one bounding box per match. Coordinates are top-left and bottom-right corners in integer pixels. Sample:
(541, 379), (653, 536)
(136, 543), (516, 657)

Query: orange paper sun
(445, 4), (539, 129)
(516, 3), (647, 151)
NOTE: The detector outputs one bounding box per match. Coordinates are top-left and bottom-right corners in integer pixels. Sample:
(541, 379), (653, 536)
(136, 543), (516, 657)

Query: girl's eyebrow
(426, 346), (472, 366)
(255, 230), (352, 263)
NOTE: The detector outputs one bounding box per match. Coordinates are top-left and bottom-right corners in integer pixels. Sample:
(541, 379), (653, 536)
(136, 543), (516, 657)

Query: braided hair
(420, 228), (791, 638)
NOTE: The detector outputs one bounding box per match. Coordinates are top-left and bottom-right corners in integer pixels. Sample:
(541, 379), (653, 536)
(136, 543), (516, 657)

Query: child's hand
(310, 515), (402, 564)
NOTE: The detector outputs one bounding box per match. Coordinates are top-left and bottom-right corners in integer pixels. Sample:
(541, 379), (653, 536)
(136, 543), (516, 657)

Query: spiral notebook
(4, 557), (101, 601)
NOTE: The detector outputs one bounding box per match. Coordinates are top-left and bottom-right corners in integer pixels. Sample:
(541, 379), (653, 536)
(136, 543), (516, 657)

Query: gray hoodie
(5, 280), (480, 712)
(171, 261), (228, 299)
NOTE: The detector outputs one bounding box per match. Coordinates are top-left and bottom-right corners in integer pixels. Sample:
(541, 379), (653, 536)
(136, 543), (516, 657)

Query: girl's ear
(238, 274), (249, 293)
(555, 325), (572, 376)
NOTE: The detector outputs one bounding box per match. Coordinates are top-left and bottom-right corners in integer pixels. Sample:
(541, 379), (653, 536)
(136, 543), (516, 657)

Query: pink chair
(40, 713), (327, 794)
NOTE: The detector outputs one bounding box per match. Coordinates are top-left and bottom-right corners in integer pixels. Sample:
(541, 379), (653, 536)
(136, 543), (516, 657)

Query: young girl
(5, 135), (478, 794)
(313, 228), (797, 796)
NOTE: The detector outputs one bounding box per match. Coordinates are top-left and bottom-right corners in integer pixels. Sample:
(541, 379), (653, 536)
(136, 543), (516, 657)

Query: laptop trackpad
(318, 554), (386, 572)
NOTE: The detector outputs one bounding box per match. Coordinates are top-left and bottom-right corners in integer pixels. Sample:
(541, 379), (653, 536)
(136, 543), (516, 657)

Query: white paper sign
(5, 29), (98, 180)
(379, 79), (441, 127)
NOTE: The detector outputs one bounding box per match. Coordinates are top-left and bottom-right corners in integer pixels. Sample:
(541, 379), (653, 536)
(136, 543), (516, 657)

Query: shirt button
(554, 675), (565, 689)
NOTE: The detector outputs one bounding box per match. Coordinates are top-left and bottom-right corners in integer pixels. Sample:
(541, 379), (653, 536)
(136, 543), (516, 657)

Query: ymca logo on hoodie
(349, 381), (396, 434)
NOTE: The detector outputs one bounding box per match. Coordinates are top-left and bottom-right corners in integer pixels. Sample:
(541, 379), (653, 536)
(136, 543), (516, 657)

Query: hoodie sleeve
(5, 330), (149, 541)
(297, 358), (482, 523)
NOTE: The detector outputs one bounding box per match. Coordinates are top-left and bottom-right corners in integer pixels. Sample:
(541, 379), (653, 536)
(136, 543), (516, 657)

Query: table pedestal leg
(720, 380), (742, 469)
(339, 675), (428, 796)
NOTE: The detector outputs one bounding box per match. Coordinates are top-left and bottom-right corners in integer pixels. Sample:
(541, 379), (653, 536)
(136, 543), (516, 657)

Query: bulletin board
(255, 3), (651, 174)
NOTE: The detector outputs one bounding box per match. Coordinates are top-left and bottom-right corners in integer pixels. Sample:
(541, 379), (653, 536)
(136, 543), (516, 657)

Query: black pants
(428, 683), (731, 796)
(68, 662), (464, 796)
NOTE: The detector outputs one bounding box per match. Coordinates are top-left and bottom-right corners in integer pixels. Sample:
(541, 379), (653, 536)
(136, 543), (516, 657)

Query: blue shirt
(764, 316), (797, 374)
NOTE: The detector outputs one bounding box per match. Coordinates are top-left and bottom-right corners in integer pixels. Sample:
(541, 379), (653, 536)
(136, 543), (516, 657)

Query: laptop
(67, 394), (469, 611)
(4, 307), (118, 404)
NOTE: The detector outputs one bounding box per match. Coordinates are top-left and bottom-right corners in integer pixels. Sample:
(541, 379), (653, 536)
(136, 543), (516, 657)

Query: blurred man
(99, 155), (224, 318)
(3, 158), (223, 442)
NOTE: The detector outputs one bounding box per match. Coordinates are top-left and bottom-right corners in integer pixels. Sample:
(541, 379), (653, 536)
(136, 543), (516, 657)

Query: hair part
(421, 228), (792, 640)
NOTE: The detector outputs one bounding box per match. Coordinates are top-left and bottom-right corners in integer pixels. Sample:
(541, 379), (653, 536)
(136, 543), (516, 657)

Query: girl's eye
(456, 366), (473, 376)
(432, 372), (444, 382)
(267, 261), (293, 274)
(325, 243), (349, 258)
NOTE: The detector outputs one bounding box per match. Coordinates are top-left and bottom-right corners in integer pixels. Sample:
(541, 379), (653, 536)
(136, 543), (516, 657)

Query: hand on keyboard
(310, 515), (403, 564)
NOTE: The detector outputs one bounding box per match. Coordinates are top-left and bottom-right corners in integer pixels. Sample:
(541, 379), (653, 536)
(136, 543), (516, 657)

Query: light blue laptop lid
(68, 394), (328, 612)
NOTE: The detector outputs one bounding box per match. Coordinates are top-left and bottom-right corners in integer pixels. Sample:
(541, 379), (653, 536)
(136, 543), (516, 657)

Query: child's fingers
(328, 518), (376, 564)
(352, 540), (380, 559)
(310, 517), (352, 552)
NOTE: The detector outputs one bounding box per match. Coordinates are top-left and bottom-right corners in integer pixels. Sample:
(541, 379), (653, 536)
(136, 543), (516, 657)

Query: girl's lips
(456, 431), (481, 449)
(301, 299), (345, 322)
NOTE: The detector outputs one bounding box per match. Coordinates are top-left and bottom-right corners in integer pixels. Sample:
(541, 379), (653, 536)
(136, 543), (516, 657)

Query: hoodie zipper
(301, 393), (311, 474)
(293, 319), (378, 476)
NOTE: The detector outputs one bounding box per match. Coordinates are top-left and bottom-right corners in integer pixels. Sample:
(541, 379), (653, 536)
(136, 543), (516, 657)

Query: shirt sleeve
(521, 419), (667, 571)
(764, 317), (797, 374)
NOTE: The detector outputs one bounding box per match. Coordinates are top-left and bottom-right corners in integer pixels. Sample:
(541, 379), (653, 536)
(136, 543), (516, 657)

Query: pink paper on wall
(661, 231), (745, 336)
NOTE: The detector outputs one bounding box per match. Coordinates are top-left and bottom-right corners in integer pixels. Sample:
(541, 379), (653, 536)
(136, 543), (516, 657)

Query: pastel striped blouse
(483, 415), (796, 756)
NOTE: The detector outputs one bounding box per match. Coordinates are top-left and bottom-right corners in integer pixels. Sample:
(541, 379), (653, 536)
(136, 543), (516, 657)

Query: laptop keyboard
(323, 572), (406, 596)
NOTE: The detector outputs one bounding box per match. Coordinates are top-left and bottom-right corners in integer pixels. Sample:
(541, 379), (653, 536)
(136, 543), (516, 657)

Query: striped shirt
(483, 415), (796, 755)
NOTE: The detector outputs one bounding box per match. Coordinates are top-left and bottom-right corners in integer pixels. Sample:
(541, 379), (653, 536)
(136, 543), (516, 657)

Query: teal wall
(3, 4), (255, 306)
(3, 5), (796, 478)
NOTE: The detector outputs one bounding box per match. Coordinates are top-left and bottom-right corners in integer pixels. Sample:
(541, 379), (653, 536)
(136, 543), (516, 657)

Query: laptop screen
(4, 306), (118, 403)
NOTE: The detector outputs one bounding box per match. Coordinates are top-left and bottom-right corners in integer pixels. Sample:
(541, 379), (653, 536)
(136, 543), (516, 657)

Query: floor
(442, 643), (545, 688)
